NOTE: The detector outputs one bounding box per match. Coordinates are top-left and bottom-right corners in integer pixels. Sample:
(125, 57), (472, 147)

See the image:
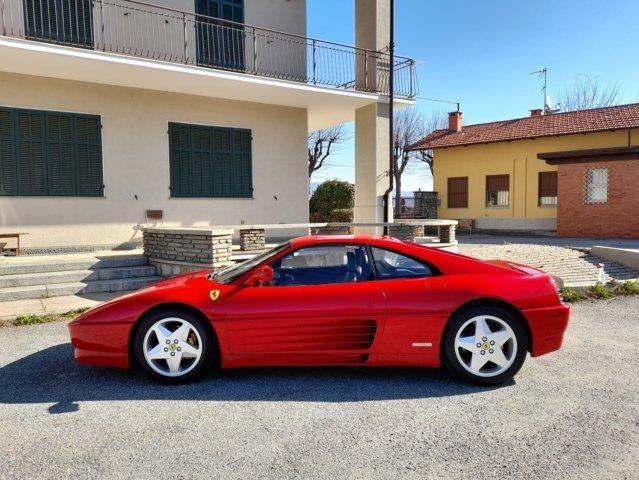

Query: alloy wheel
(142, 317), (203, 377)
(453, 315), (518, 378)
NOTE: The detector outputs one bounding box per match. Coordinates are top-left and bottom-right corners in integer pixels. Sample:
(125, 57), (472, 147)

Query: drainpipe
(382, 0), (395, 235)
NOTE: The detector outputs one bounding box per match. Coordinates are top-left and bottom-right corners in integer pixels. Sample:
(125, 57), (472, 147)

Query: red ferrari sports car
(68, 235), (570, 385)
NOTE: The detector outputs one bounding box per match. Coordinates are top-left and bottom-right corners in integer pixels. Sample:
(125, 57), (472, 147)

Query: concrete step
(0, 254), (149, 276)
(0, 276), (162, 302)
(0, 265), (157, 289)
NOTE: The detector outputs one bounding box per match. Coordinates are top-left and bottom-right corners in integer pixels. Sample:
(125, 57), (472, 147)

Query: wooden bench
(0, 233), (29, 256)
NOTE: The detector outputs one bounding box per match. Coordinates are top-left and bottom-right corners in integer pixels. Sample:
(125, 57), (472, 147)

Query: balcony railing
(0, 0), (418, 98)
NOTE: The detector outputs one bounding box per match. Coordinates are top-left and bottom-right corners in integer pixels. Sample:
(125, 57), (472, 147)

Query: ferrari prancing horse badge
(209, 289), (221, 302)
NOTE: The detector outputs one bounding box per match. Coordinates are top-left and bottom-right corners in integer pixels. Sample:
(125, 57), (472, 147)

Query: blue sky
(307, 0), (639, 191)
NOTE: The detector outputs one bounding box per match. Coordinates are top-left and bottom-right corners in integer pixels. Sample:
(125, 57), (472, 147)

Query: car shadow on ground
(0, 343), (513, 414)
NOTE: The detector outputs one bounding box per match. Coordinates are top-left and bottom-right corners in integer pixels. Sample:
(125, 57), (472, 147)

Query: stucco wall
(433, 128), (639, 227)
(0, 72), (309, 249)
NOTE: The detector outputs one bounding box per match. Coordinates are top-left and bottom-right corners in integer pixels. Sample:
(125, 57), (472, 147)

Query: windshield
(208, 243), (290, 284)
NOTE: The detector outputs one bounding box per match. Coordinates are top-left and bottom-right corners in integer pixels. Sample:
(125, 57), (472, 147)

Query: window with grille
(0, 106), (103, 197)
(486, 174), (509, 207)
(538, 171), (558, 206)
(447, 177), (468, 208)
(168, 122), (252, 198)
(585, 168), (608, 204)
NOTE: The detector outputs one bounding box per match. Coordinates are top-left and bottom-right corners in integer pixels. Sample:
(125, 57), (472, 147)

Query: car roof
(289, 235), (405, 248)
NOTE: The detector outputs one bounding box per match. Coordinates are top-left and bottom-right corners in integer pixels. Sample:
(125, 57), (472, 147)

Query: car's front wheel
(133, 310), (214, 383)
(442, 305), (528, 385)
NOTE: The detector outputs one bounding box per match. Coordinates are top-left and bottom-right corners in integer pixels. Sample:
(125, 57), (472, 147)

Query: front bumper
(68, 320), (132, 369)
(522, 303), (571, 357)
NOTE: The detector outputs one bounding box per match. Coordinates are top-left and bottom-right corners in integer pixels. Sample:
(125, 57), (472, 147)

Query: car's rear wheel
(133, 310), (214, 383)
(442, 305), (528, 385)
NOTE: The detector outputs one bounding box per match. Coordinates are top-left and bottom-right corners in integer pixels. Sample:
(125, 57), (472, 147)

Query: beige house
(0, 0), (415, 252)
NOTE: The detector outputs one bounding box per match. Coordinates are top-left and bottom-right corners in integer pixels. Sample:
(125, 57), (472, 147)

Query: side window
(370, 247), (433, 279)
(271, 245), (373, 286)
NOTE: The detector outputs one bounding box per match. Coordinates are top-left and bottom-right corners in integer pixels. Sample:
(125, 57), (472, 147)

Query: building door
(23, 0), (94, 48)
(195, 0), (245, 71)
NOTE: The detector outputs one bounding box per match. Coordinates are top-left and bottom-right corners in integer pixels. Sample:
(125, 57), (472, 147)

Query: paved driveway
(1, 298), (638, 480)
(460, 244), (639, 287)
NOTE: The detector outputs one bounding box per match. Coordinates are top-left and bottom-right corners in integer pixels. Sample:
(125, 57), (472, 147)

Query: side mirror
(245, 265), (274, 287)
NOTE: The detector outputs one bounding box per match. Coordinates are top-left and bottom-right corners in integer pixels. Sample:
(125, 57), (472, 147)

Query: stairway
(0, 252), (162, 302)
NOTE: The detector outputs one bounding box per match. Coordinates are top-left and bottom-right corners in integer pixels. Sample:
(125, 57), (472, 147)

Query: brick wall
(557, 158), (639, 238)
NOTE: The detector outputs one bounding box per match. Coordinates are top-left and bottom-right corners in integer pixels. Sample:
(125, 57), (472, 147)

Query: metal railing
(1, 0), (417, 98)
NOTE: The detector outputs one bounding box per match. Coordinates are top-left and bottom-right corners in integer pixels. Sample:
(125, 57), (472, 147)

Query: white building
(0, 0), (415, 251)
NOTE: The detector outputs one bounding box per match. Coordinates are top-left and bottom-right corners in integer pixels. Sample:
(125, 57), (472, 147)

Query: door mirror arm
(244, 265), (275, 287)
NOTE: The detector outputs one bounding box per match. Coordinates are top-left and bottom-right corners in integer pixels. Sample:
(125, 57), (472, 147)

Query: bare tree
(557, 76), (621, 112)
(392, 109), (445, 213)
(308, 125), (350, 178)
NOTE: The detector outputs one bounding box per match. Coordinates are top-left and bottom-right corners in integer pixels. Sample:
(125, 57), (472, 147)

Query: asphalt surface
(1, 298), (638, 480)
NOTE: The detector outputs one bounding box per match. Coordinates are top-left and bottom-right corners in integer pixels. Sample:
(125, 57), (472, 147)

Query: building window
(168, 122), (252, 198)
(196, 0), (245, 70)
(585, 168), (608, 204)
(538, 171), (558, 206)
(23, 0), (94, 48)
(486, 174), (509, 207)
(0, 106), (103, 197)
(447, 177), (468, 208)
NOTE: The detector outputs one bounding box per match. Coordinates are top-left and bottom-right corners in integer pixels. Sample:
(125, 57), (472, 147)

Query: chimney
(448, 111), (463, 132)
(530, 108), (543, 117)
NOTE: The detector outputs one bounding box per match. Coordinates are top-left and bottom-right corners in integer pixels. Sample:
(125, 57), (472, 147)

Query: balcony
(0, 0), (417, 99)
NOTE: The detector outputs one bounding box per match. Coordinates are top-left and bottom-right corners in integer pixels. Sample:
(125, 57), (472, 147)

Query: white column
(354, 0), (392, 231)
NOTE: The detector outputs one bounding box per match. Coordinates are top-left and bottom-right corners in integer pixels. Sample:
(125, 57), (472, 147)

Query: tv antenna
(530, 67), (549, 111)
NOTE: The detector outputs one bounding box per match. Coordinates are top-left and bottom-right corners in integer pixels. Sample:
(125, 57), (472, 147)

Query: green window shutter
(169, 123), (193, 197)
(192, 126), (213, 197)
(0, 108), (16, 196)
(16, 110), (47, 196)
(169, 122), (252, 198)
(75, 115), (103, 196)
(219, 128), (232, 197)
(231, 129), (252, 198)
(46, 112), (76, 196)
(0, 106), (103, 197)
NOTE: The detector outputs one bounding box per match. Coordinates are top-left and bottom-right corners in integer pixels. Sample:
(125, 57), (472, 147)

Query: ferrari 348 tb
(68, 235), (570, 385)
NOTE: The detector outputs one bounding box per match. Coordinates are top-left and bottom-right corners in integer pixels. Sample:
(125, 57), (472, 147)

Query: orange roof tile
(410, 103), (639, 149)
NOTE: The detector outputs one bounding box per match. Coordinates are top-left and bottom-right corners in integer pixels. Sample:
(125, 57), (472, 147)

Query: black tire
(133, 309), (216, 384)
(442, 305), (528, 386)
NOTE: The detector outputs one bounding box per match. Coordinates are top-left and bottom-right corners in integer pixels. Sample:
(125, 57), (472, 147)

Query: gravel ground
(1, 298), (638, 480)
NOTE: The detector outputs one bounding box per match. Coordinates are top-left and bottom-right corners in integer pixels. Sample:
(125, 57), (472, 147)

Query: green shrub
(560, 287), (587, 303)
(310, 179), (354, 217)
(588, 284), (613, 299)
(615, 280), (639, 296)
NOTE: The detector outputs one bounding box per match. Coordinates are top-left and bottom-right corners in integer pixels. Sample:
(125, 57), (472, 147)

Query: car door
(369, 246), (450, 356)
(226, 244), (386, 364)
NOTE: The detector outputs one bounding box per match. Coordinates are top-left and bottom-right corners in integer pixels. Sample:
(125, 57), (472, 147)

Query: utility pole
(383, 0), (395, 235)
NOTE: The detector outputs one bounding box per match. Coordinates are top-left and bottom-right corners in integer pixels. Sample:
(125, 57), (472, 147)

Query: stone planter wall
(310, 226), (352, 235)
(388, 224), (424, 241)
(239, 229), (266, 251)
(142, 227), (233, 277)
(439, 225), (456, 243)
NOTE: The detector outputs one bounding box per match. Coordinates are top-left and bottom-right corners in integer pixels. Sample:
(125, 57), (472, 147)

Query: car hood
(72, 269), (234, 323)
